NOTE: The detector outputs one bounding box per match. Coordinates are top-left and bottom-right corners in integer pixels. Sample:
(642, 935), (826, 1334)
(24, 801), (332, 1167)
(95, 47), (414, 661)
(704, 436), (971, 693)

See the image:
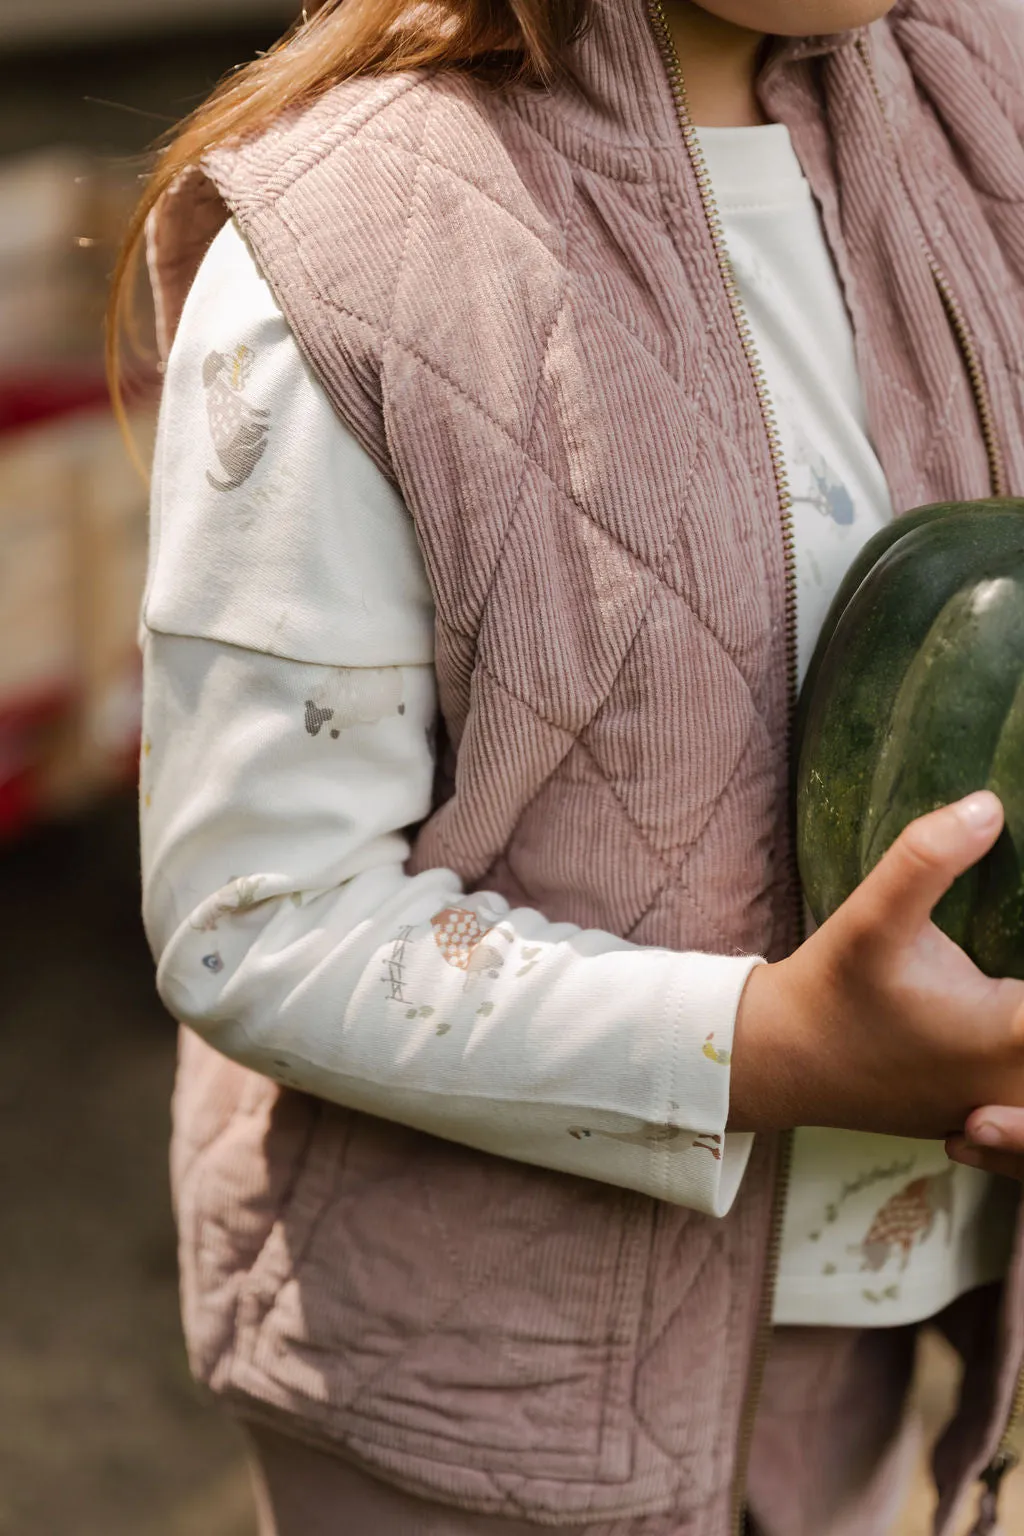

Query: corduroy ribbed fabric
(149, 2), (1024, 1531)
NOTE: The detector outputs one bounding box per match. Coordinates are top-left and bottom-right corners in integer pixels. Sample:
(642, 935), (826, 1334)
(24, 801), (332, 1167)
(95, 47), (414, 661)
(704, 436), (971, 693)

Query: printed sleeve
(143, 218), (434, 667)
(142, 221), (763, 1217)
(141, 633), (760, 1217)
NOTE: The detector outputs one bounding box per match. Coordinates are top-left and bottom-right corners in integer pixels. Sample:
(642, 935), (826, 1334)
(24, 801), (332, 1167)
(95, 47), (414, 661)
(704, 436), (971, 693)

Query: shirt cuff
(657, 952), (764, 1218)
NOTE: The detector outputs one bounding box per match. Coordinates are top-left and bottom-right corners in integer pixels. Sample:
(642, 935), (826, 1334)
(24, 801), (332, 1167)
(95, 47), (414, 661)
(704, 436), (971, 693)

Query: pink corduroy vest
(149, 3), (1024, 1530)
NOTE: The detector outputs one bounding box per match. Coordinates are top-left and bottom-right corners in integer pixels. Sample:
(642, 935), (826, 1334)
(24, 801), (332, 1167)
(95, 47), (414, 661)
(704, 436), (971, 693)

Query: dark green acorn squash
(794, 500), (1024, 978)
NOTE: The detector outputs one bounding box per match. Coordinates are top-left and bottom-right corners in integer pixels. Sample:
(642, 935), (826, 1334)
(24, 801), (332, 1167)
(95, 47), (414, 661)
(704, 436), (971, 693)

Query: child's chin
(692, 0), (898, 40)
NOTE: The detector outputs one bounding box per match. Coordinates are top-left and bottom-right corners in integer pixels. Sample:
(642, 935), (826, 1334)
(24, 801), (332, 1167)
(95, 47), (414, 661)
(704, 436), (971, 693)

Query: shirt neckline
(693, 122), (811, 211)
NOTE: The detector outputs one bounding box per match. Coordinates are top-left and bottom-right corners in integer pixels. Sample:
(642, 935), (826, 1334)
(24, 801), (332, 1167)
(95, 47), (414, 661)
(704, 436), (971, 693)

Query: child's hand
(731, 790), (1024, 1144)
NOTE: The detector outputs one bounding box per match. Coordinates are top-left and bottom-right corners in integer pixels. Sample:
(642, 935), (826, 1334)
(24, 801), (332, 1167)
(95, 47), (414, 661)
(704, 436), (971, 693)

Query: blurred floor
(0, 15), (285, 1536)
(0, 790), (1022, 1536)
(0, 794), (257, 1536)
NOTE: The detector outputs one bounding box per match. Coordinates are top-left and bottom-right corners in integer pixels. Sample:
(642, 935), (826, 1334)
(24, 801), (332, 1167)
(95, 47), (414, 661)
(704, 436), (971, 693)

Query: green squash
(795, 500), (1024, 978)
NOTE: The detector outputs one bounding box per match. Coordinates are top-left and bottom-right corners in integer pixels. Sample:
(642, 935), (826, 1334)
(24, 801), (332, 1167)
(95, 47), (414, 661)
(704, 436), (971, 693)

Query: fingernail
(956, 791), (1001, 829)
(970, 1121), (1004, 1148)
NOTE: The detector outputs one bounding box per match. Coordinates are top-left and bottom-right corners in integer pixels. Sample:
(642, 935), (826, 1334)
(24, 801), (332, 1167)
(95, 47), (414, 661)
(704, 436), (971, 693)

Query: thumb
(848, 791), (1004, 949)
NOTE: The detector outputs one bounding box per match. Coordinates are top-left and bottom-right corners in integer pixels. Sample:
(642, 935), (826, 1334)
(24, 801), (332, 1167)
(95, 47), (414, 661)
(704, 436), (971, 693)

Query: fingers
(946, 1138), (1024, 1181)
(947, 1106), (1024, 1181)
(851, 792), (1004, 949)
(965, 1106), (1024, 1151)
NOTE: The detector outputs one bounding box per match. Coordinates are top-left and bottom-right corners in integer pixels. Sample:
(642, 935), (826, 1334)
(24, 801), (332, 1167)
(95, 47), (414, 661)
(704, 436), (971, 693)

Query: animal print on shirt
(203, 345), (270, 491)
(852, 1169), (955, 1274)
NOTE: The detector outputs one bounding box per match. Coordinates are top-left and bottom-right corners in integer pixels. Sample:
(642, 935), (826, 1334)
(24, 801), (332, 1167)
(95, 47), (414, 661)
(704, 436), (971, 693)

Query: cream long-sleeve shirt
(141, 122), (1010, 1325)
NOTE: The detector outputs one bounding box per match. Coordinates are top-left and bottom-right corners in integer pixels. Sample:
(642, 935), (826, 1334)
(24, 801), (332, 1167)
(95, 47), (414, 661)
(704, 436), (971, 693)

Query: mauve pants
(242, 1325), (917, 1535)
(244, 1422), (728, 1535)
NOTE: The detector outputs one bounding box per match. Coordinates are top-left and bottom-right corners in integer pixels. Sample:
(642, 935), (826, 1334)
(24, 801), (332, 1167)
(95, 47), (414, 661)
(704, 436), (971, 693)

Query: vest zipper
(854, 35), (1007, 500)
(963, 1365), (1024, 1536)
(643, 15), (1013, 1533)
(968, 1416), (1024, 1536)
(643, 7), (799, 1532)
(858, 35), (1021, 1532)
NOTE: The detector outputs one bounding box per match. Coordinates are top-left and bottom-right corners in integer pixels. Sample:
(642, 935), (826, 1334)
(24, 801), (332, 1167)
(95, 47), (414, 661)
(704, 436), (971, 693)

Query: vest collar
(562, 0), (860, 146)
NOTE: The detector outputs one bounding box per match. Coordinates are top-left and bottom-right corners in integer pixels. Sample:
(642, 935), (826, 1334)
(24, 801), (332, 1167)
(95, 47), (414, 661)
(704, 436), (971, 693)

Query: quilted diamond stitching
(564, 180), (678, 380)
(255, 118), (780, 930)
(270, 122), (769, 704)
(359, 133), (573, 259)
(574, 738), (736, 948)
(383, 300), (768, 936)
(623, 514), (774, 733)
(278, 111), (706, 398)
(387, 93), (433, 348)
(306, 223), (708, 461)
(473, 658), (580, 742)
(266, 113), (778, 953)
(469, 208), (579, 643)
(915, 362), (967, 484)
(233, 74), (429, 203)
(340, 1187), (612, 1423)
(477, 418), (751, 941)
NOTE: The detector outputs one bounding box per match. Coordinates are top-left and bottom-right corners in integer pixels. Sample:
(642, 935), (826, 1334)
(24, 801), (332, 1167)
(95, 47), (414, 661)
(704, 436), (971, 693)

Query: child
(116, 1), (1024, 1531)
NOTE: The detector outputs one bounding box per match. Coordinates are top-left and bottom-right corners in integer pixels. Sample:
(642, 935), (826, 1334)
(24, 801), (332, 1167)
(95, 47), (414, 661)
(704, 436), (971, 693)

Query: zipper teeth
(732, 1126), (795, 1533)
(932, 268), (1007, 498)
(643, 6), (799, 1533)
(642, 2), (801, 786)
(855, 36), (1006, 501)
(995, 1366), (1024, 1470)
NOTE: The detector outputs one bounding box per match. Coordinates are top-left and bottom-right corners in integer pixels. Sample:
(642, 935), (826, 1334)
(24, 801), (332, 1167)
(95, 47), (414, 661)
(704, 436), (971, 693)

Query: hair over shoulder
(108, 0), (592, 429)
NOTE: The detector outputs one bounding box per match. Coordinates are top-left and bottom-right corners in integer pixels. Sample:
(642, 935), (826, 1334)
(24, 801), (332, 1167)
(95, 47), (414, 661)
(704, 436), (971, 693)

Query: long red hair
(108, 0), (592, 423)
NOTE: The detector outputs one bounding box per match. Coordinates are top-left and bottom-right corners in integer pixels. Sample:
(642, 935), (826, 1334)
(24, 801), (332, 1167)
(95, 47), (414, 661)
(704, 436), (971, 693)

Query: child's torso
(697, 122), (1015, 1327)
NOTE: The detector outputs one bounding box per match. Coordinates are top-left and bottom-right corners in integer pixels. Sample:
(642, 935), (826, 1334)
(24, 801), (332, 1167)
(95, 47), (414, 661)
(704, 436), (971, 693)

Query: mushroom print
(430, 907), (512, 991)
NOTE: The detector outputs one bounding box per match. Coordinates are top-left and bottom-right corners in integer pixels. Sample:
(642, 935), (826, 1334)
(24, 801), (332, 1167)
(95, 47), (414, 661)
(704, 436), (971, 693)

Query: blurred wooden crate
(0, 403), (156, 833)
(0, 150), (133, 372)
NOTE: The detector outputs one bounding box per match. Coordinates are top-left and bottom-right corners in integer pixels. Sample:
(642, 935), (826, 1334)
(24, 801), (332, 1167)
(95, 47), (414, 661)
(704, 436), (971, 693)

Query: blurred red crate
(0, 393), (155, 838)
(0, 374), (110, 437)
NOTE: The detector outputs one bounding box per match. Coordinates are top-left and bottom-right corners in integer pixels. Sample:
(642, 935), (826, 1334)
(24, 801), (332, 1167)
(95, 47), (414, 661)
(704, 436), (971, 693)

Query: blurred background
(0, 3), (1021, 1533)
(0, 6), (289, 1534)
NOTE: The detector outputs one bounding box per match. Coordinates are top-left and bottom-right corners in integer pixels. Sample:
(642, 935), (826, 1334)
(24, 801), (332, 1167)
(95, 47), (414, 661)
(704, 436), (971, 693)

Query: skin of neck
(660, 1), (767, 127)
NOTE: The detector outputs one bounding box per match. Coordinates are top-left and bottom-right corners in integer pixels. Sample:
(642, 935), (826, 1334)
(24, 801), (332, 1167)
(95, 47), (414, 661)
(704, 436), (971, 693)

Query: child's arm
(140, 218), (763, 1218)
(141, 627), (761, 1217)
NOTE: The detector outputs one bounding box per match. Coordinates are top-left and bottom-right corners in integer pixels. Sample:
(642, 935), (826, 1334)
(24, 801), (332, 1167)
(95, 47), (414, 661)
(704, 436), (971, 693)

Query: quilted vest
(149, 2), (1024, 1530)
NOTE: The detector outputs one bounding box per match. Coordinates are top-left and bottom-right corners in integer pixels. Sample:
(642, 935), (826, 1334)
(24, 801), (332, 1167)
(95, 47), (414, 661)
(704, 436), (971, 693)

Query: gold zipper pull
(967, 1449), (1019, 1536)
(641, 9), (799, 1534)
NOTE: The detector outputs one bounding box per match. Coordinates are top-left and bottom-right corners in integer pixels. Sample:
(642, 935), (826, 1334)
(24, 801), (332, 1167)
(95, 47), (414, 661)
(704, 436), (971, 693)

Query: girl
(115, 1), (1024, 1531)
